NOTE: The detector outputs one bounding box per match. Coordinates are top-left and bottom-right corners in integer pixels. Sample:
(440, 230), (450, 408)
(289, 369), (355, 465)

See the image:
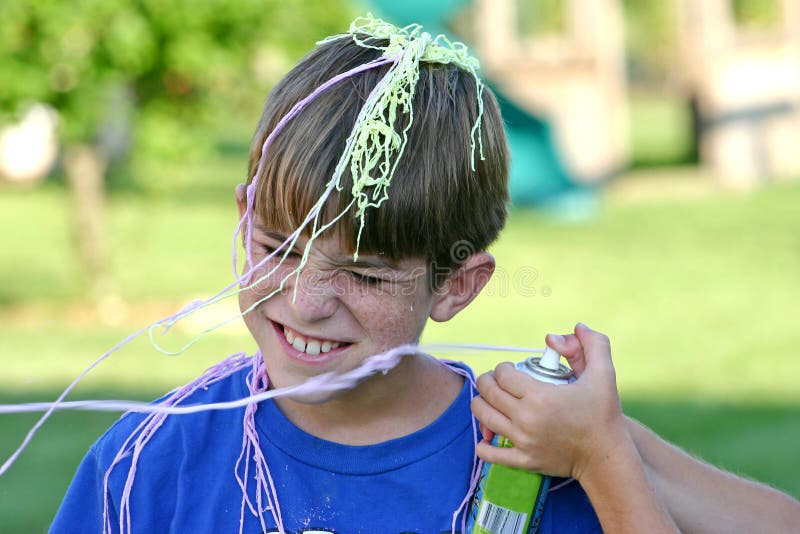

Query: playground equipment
(677, 0), (800, 186)
(472, 0), (629, 188)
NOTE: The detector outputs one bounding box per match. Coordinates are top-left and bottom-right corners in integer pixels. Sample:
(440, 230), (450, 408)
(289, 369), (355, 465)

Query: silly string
(318, 14), (486, 255)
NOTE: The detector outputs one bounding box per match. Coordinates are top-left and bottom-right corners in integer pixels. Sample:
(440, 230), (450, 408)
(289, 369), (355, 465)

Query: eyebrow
(258, 227), (399, 270)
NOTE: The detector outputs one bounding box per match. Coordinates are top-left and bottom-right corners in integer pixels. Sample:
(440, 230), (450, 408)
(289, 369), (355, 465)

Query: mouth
(270, 320), (352, 362)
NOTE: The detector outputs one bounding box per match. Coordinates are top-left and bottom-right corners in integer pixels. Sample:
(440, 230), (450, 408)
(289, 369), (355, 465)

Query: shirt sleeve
(49, 445), (118, 534)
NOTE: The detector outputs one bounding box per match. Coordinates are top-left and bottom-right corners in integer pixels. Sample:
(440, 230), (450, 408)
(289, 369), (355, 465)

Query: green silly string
(318, 13), (486, 259)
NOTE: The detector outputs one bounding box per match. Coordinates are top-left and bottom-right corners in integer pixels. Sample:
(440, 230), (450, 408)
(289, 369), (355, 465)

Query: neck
(273, 354), (464, 445)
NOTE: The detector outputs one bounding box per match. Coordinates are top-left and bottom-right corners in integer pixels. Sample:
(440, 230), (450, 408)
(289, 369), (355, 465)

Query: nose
(284, 266), (339, 323)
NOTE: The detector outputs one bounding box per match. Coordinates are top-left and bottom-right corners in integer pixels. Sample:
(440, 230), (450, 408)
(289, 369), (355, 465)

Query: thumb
(545, 332), (586, 376)
(573, 323), (616, 381)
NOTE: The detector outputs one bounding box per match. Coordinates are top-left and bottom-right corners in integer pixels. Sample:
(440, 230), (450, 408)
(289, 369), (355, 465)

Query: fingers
(473, 324), (620, 479)
(470, 395), (514, 439)
(472, 364), (546, 440)
(476, 364), (533, 409)
(478, 422), (495, 443)
(492, 362), (550, 399)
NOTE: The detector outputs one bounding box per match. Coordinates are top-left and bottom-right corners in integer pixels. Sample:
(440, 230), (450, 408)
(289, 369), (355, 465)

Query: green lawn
(0, 179), (798, 531)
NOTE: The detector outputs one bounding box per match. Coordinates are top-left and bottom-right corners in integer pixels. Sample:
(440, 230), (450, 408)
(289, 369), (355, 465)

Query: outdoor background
(1, 1), (798, 532)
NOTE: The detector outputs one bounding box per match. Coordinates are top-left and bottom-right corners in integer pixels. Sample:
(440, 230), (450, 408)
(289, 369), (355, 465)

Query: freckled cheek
(351, 294), (428, 348)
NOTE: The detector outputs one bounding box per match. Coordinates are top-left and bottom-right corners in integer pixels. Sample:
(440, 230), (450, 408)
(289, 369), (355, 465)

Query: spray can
(468, 347), (574, 534)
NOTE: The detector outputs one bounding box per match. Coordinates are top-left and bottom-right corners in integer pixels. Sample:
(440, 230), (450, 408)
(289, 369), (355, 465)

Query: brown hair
(246, 36), (509, 282)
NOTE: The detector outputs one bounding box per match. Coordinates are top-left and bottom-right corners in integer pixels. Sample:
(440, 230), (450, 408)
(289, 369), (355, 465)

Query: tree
(0, 0), (353, 297)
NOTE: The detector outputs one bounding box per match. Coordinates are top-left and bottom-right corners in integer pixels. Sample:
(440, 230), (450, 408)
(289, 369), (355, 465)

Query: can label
(468, 435), (548, 534)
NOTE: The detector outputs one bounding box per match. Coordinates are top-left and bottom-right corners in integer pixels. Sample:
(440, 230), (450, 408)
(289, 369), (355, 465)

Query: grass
(1, 178), (799, 531)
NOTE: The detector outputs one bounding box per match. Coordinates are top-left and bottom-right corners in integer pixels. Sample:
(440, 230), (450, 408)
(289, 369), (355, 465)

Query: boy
(50, 17), (612, 534)
(99, 15), (795, 534)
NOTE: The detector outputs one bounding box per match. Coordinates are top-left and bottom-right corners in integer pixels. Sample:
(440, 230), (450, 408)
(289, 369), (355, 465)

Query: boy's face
(238, 218), (440, 395)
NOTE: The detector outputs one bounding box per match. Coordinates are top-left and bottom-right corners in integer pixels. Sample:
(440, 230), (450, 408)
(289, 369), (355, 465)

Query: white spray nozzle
(539, 346), (562, 371)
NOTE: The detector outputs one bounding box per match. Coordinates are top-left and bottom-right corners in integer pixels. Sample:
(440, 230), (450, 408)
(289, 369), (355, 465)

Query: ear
(430, 252), (495, 322)
(235, 183), (247, 219)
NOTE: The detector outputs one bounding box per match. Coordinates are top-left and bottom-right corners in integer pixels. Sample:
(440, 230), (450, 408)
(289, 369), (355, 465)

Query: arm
(626, 416), (800, 534)
(471, 323), (678, 533)
(573, 425), (679, 534)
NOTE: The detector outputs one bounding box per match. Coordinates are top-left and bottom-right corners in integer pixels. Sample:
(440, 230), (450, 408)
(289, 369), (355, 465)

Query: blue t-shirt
(50, 363), (600, 533)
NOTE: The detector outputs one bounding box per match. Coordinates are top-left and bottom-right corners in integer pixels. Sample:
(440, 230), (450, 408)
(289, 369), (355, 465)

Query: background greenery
(2, 1), (799, 532)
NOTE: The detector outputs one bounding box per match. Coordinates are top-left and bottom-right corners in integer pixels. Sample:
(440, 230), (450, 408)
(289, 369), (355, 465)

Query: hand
(470, 323), (630, 482)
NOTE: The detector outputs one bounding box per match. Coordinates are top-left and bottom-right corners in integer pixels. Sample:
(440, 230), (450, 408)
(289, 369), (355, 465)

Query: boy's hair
(246, 35), (509, 280)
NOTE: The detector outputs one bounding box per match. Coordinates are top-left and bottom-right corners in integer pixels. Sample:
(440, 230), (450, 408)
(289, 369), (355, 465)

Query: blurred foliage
(0, 0), (354, 192)
(732, 0), (782, 29)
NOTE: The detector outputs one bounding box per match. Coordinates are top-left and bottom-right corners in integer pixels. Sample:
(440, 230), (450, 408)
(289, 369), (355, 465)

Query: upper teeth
(284, 326), (341, 354)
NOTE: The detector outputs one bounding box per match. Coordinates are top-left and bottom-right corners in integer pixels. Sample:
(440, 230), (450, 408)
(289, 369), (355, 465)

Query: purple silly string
(437, 359), (482, 533)
(104, 343), (419, 534)
(0, 344), (545, 416)
(0, 327), (147, 477)
(106, 353), (253, 534)
(234, 355), (283, 533)
(548, 478), (577, 492)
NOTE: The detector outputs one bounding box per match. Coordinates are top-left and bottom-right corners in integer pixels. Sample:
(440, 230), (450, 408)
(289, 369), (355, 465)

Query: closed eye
(258, 243), (300, 259)
(350, 271), (385, 286)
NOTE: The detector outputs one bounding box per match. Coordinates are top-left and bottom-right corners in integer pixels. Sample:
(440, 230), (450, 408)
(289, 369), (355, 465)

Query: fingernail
(576, 322), (589, 330)
(547, 333), (565, 344)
